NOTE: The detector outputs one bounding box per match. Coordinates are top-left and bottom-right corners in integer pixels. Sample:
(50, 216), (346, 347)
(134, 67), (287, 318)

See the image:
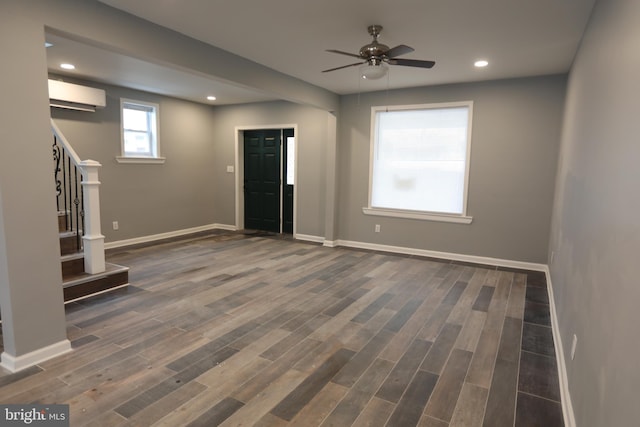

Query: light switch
(226, 165), (234, 173)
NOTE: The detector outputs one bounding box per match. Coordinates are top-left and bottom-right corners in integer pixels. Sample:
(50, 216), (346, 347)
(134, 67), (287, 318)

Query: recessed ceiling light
(60, 63), (75, 70)
(474, 60), (489, 68)
(207, 96), (217, 101)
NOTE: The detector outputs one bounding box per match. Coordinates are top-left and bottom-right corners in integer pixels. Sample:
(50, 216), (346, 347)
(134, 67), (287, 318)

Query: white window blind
(368, 102), (473, 221)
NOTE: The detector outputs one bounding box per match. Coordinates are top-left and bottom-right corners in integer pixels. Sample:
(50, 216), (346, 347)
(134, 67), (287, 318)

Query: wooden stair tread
(61, 252), (85, 278)
(62, 263), (129, 288)
(61, 252), (84, 261)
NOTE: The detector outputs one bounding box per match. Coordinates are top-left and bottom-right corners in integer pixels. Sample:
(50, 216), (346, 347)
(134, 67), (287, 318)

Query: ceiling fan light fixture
(360, 62), (388, 80)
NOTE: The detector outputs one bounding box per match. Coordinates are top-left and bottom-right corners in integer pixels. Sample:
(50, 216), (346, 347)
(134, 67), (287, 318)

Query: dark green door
(244, 130), (281, 232)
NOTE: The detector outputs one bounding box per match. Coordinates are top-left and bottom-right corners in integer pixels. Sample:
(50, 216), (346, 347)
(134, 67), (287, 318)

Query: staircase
(53, 120), (129, 303)
(58, 211), (129, 302)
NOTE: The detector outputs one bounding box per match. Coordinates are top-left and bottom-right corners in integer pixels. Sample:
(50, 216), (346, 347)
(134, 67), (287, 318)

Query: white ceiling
(48, 0), (596, 105)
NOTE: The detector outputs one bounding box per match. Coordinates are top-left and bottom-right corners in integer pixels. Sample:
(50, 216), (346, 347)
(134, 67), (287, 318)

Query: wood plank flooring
(0, 231), (564, 426)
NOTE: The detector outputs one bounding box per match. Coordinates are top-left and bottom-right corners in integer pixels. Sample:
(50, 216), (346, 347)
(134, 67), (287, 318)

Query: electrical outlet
(112, 221), (119, 231)
(571, 334), (578, 360)
(375, 224), (381, 233)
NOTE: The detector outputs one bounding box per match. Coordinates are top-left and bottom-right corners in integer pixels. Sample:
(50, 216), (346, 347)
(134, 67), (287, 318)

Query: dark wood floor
(0, 231), (563, 426)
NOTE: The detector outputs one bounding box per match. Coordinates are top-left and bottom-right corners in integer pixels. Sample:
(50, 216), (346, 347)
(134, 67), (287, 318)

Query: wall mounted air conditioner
(48, 79), (106, 112)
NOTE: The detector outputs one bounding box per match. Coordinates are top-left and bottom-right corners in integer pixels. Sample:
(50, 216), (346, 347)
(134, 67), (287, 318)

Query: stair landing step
(62, 262), (128, 286)
(63, 262), (129, 303)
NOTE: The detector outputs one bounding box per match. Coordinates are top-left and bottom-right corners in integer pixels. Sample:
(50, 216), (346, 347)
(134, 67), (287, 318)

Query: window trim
(117, 98), (165, 164)
(365, 101), (474, 224)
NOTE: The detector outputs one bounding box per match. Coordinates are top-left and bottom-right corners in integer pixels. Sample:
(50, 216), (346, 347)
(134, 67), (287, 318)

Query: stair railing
(52, 119), (105, 274)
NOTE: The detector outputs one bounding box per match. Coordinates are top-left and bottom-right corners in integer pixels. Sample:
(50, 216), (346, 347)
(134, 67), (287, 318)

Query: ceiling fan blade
(322, 62), (364, 73)
(326, 49), (362, 59)
(388, 58), (436, 69)
(385, 44), (414, 58)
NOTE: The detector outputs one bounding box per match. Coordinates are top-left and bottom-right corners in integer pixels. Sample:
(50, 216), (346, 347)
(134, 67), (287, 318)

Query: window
(364, 101), (473, 223)
(117, 99), (165, 164)
(286, 136), (295, 185)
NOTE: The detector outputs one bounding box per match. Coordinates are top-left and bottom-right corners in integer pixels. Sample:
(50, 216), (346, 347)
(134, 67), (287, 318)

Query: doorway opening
(236, 126), (296, 235)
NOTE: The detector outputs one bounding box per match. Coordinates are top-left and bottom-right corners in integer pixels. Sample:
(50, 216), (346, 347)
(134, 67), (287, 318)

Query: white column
(80, 160), (105, 274)
(323, 113), (338, 247)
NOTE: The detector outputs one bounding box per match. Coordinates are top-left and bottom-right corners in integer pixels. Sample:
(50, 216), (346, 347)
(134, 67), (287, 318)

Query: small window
(364, 101), (473, 223)
(117, 99), (165, 164)
(286, 136), (295, 185)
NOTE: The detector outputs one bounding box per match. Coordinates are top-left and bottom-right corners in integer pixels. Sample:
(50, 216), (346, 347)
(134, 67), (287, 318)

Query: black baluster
(53, 136), (62, 211)
(62, 150), (69, 231)
(67, 152), (73, 235)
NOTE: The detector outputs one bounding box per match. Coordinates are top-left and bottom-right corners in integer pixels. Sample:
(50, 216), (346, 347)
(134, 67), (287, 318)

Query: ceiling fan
(323, 25), (436, 79)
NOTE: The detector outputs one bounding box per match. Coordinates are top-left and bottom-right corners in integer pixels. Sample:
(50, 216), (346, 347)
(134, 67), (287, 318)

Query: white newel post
(80, 160), (106, 274)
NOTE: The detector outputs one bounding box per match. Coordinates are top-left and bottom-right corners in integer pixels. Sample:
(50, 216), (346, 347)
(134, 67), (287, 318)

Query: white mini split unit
(48, 79), (106, 112)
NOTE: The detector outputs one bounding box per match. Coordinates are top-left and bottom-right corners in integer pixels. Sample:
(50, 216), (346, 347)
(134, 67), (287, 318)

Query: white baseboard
(294, 233), (325, 244)
(333, 239), (547, 272)
(322, 240), (338, 248)
(104, 223), (236, 249)
(544, 267), (575, 427)
(1, 339), (72, 373)
(213, 223), (237, 231)
(105, 228), (545, 273)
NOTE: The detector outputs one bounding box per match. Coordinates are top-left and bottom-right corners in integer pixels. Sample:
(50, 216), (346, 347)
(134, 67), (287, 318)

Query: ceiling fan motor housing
(360, 25), (389, 62)
(359, 42), (390, 61)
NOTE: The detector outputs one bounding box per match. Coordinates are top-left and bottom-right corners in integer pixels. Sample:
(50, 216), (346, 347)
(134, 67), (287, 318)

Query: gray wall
(548, 0), (640, 425)
(51, 78), (219, 243)
(210, 101), (333, 237)
(0, 3), (68, 358)
(337, 75), (566, 263)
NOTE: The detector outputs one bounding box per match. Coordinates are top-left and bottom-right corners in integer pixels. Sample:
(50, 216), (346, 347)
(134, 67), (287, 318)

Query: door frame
(234, 124), (298, 235)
